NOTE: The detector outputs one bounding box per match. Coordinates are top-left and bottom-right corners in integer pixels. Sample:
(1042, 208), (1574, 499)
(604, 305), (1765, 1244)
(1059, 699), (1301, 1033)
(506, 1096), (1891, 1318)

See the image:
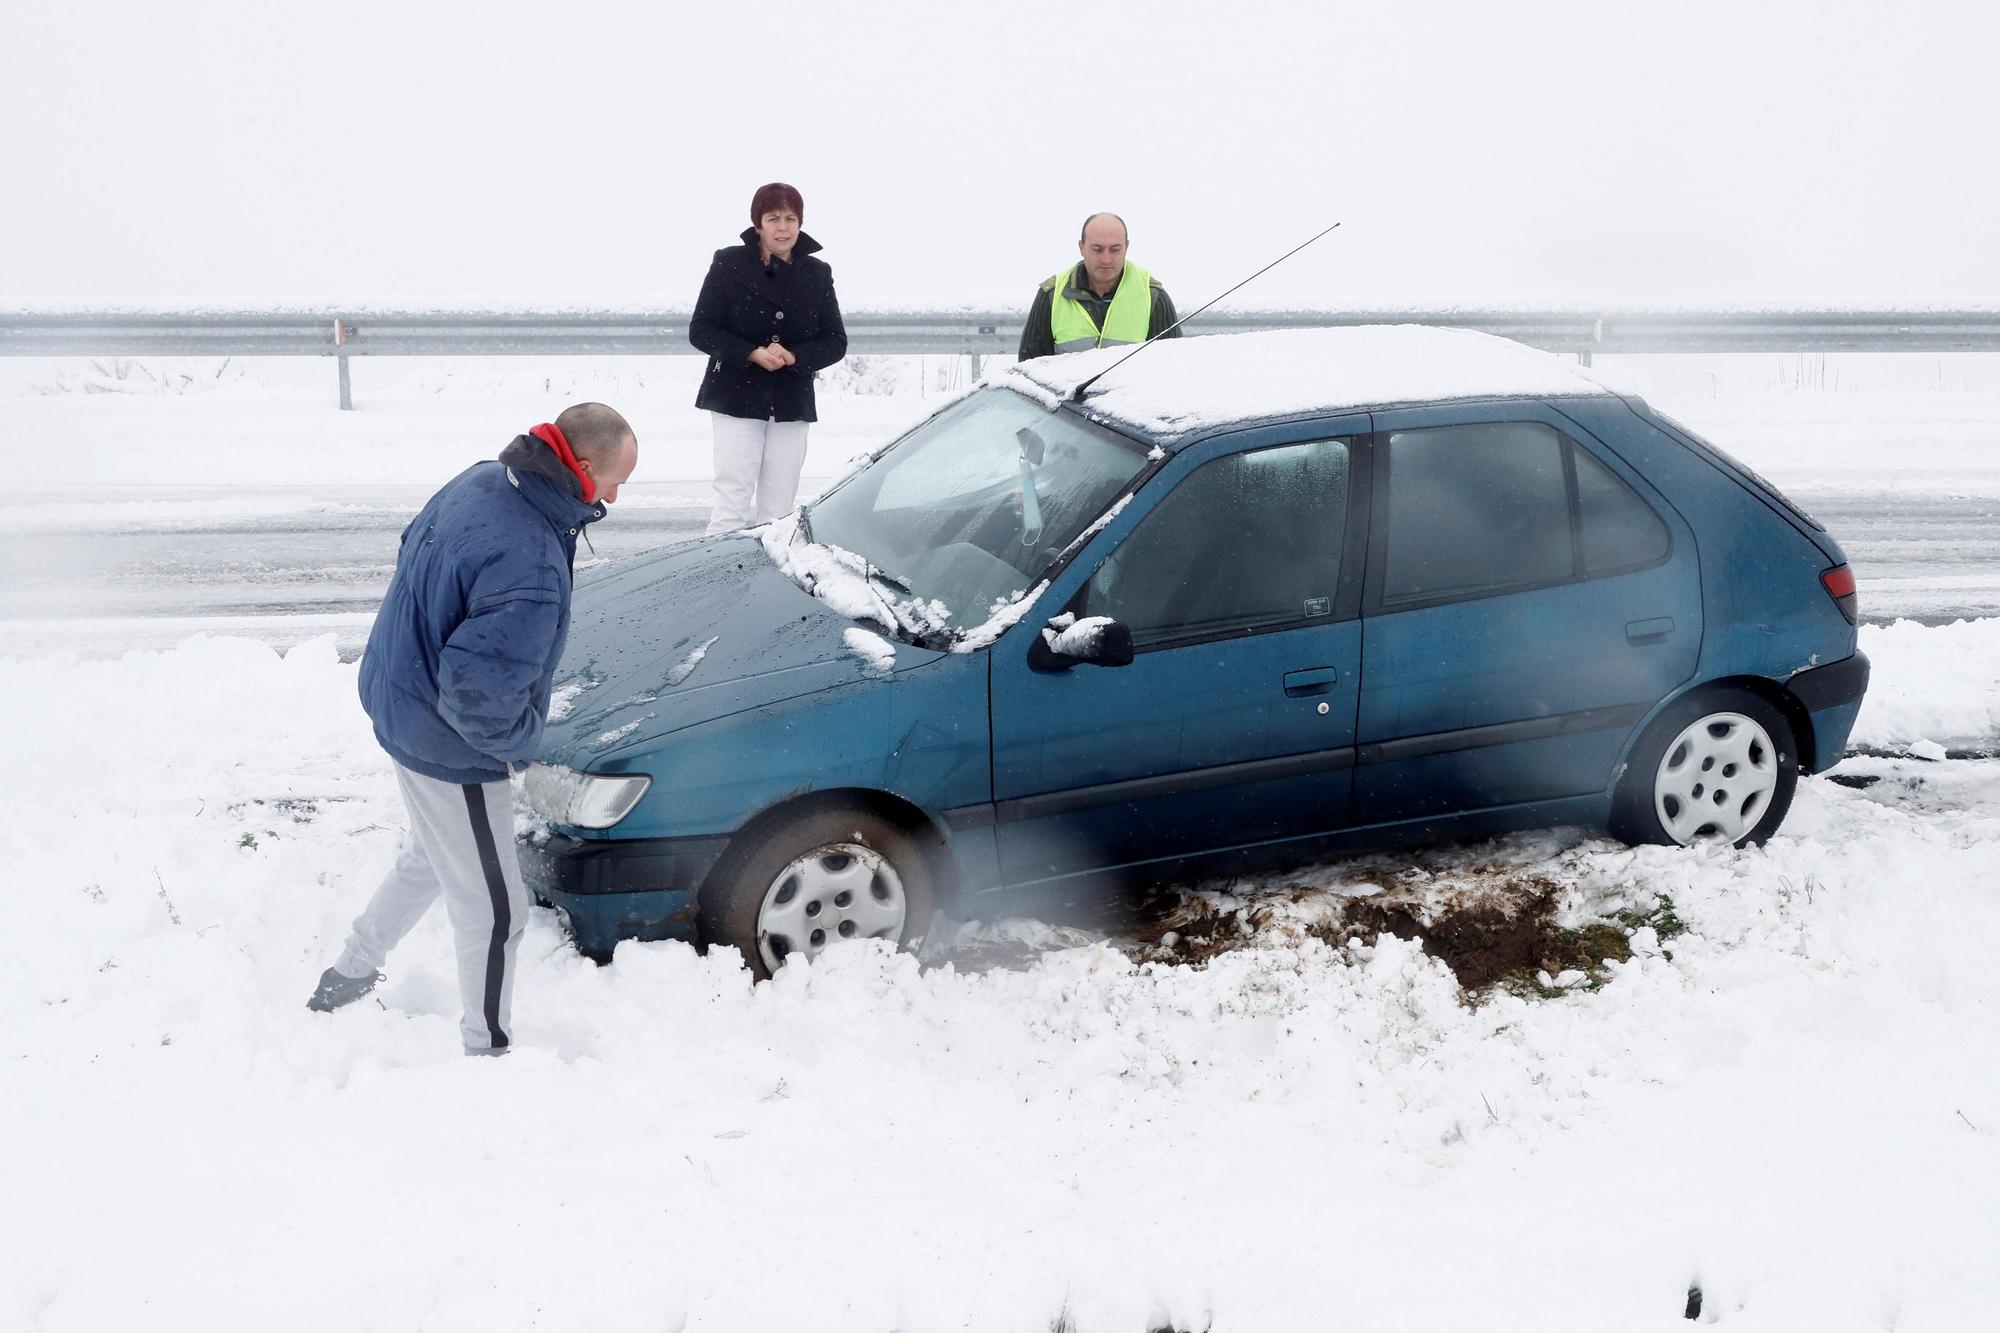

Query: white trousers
(335, 763), (528, 1054)
(706, 412), (810, 535)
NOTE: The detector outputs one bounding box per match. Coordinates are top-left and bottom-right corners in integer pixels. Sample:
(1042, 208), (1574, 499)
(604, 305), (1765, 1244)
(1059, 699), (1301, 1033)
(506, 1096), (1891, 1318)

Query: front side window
(1080, 439), (1350, 648)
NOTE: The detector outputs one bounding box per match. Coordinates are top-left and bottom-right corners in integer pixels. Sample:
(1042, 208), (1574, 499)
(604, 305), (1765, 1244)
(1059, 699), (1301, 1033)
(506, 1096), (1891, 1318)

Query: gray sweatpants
(335, 762), (528, 1053)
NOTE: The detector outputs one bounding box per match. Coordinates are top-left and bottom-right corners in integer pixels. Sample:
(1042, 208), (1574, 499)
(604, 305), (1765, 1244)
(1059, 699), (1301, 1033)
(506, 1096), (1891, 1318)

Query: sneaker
(306, 966), (381, 1013)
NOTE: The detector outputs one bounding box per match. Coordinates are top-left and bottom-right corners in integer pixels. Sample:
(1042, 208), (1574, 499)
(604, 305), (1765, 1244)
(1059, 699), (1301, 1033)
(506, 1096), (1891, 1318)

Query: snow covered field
(4, 357), (2000, 1330)
(4, 622), (1998, 1331)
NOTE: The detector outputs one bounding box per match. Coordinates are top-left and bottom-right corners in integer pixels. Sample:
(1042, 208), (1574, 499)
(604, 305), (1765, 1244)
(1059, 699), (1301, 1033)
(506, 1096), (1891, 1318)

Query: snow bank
(3, 626), (1998, 1330)
(1853, 618), (2000, 749)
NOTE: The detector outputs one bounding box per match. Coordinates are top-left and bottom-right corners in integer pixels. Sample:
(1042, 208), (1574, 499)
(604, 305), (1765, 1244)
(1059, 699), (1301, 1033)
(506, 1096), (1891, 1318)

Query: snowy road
(2, 484), (1995, 659)
(0, 483), (716, 657)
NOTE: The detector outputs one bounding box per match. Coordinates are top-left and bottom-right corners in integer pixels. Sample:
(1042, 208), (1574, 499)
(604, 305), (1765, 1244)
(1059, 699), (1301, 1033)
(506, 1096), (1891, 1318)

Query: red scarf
(529, 422), (597, 504)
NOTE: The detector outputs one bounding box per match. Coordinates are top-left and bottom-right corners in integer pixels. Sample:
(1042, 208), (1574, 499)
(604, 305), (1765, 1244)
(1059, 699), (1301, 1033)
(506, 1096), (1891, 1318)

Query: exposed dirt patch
(1344, 893), (1583, 991)
(1116, 860), (1685, 1000)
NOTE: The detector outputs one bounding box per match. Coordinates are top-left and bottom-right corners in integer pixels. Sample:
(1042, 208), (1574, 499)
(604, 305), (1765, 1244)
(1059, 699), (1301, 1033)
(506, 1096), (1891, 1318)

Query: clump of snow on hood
(842, 628), (897, 678)
(546, 677), (595, 722)
(664, 635), (719, 688)
(592, 717), (650, 748)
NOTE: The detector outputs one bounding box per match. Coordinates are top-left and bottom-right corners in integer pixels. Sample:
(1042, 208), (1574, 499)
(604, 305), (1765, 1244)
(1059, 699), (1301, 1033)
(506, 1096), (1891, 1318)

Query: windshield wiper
(796, 502), (816, 546)
(864, 561), (913, 594)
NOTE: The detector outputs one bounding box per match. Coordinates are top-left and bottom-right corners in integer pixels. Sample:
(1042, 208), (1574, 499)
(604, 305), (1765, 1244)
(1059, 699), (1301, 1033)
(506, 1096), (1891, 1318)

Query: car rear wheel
(700, 806), (936, 981)
(1612, 688), (1799, 848)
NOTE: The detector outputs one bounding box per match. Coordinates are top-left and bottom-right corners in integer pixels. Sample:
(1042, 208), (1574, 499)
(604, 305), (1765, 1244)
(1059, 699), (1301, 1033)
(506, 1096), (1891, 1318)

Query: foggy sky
(5, 0), (1996, 312)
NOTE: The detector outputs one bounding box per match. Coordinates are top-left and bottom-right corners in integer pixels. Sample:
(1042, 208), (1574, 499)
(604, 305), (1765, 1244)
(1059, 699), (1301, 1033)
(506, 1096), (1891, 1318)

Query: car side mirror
(1027, 615), (1135, 671)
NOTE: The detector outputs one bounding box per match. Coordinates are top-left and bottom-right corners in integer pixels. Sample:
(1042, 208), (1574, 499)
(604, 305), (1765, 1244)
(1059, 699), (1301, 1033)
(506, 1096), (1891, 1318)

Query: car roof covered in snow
(1001, 324), (1619, 441)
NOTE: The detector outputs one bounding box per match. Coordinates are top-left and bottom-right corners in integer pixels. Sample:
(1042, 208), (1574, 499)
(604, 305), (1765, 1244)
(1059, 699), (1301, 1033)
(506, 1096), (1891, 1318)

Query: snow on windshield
(763, 386), (1151, 649)
(759, 513), (953, 645)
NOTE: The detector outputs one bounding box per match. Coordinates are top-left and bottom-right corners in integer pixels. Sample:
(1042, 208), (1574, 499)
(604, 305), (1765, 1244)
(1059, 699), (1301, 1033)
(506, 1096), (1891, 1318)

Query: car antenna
(1070, 220), (1342, 403)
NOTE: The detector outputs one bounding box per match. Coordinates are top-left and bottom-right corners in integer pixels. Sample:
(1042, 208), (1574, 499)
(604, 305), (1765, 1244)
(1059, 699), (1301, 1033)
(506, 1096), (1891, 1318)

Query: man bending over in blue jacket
(308, 403), (639, 1055)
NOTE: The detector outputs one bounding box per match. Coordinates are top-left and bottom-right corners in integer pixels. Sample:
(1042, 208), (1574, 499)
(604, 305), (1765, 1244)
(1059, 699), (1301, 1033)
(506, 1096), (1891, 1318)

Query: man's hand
(749, 344), (794, 371)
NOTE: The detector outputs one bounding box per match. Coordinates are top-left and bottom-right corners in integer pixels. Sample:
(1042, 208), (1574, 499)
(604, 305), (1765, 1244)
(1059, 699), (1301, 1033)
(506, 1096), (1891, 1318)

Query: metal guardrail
(7, 309), (2000, 409)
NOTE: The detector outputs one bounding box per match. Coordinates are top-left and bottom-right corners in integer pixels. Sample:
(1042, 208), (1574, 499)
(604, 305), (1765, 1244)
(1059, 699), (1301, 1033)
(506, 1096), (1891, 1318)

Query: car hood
(539, 534), (941, 767)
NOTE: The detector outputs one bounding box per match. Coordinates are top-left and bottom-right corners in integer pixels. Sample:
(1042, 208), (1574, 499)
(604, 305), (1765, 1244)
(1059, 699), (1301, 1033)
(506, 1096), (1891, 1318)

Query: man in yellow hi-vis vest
(1017, 212), (1181, 361)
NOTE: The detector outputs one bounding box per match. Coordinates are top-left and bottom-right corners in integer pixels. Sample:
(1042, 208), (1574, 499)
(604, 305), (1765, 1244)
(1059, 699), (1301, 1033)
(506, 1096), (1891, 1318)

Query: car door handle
(1283, 667), (1343, 696)
(1625, 617), (1675, 644)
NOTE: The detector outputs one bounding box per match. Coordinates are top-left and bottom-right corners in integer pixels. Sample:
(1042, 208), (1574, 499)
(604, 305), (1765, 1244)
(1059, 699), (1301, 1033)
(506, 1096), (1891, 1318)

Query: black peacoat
(689, 228), (847, 423)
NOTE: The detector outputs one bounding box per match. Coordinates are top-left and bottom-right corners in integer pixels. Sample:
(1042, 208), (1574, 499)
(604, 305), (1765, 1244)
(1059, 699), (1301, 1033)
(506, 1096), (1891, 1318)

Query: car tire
(1611, 687), (1800, 848)
(699, 806), (937, 981)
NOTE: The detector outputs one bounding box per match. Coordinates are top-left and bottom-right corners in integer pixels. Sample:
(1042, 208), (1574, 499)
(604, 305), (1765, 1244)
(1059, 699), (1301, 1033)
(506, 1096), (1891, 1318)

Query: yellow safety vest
(1046, 261), (1153, 353)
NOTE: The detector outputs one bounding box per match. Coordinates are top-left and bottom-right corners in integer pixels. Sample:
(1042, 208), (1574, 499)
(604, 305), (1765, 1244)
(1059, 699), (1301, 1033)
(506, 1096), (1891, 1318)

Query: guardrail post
(971, 322), (999, 381)
(334, 318), (353, 410)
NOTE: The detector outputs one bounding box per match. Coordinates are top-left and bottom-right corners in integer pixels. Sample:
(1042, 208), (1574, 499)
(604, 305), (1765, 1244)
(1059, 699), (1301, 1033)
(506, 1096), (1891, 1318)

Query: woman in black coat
(689, 182), (847, 534)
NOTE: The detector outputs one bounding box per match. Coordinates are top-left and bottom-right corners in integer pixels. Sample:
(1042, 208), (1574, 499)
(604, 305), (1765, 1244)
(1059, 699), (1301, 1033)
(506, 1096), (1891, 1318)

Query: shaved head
(1079, 211), (1128, 245)
(556, 401), (635, 465)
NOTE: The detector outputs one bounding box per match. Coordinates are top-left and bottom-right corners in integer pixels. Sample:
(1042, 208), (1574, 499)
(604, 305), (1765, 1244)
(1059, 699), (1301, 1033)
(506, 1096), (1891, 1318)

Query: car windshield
(799, 386), (1153, 644)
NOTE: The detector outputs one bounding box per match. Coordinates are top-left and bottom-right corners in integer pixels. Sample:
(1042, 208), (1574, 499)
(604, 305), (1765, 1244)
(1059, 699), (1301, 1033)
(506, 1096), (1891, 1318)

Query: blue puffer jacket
(358, 434), (606, 784)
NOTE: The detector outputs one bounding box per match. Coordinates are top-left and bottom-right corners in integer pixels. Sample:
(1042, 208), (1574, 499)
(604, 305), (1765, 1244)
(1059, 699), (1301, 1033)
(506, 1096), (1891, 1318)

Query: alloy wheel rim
(755, 842), (907, 973)
(1653, 711), (1780, 845)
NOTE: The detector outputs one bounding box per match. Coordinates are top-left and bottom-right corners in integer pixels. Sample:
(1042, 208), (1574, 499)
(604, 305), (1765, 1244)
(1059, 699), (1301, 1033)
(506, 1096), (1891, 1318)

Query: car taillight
(1821, 563), (1858, 625)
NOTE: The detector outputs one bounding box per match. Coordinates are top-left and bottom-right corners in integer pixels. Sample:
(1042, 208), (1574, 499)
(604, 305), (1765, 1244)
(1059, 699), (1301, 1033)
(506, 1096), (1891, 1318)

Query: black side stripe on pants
(461, 784), (511, 1050)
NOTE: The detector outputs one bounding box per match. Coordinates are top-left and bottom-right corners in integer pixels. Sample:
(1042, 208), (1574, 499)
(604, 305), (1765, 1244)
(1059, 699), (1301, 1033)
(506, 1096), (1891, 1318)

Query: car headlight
(520, 763), (651, 830)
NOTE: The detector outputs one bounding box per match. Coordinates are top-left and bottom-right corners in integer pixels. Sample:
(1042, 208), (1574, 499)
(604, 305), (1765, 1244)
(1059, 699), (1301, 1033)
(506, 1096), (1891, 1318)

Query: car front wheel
(700, 806), (937, 980)
(1612, 688), (1799, 848)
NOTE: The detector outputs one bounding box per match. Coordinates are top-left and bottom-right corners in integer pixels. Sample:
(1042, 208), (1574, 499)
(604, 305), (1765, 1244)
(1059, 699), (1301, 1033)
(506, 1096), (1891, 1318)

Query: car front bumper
(518, 832), (731, 960)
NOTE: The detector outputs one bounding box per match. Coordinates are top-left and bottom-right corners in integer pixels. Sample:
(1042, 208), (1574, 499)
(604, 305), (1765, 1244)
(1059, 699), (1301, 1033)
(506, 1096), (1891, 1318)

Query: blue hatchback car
(519, 326), (1868, 973)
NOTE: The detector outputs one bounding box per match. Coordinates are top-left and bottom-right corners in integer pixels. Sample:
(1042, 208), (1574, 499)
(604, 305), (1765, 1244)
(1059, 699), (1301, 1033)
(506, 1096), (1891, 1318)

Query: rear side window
(1082, 438), (1350, 648)
(1383, 423), (1570, 603)
(1382, 421), (1670, 607)
(1574, 445), (1670, 573)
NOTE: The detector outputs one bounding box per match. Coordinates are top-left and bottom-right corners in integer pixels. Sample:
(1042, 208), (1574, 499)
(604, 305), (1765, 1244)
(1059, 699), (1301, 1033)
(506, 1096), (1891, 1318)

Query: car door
(1354, 401), (1702, 822)
(987, 419), (1371, 889)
